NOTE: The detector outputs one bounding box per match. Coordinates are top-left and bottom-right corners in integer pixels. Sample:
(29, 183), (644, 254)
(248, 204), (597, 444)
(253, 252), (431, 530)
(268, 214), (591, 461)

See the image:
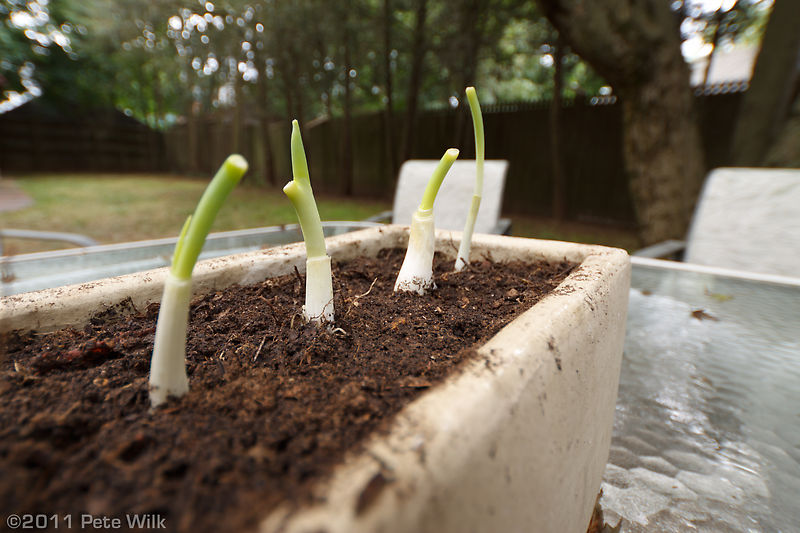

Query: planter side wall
(417, 251), (628, 533)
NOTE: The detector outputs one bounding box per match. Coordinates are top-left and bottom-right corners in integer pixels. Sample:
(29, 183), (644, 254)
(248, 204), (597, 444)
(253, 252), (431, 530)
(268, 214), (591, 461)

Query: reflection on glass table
(0, 222), (381, 296)
(601, 257), (800, 532)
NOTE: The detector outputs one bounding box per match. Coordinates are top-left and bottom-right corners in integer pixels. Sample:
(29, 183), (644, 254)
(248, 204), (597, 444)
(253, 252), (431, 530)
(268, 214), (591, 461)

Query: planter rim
(1, 226), (626, 334)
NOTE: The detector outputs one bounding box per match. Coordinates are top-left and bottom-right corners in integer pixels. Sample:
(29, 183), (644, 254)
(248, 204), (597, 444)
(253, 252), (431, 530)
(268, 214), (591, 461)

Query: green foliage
(0, 0), (117, 111)
(677, 0), (773, 54)
(478, 14), (606, 103)
(8, 0), (770, 124)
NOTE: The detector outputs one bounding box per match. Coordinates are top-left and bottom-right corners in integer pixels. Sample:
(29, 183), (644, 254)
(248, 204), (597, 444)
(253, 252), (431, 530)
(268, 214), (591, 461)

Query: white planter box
(0, 226), (630, 533)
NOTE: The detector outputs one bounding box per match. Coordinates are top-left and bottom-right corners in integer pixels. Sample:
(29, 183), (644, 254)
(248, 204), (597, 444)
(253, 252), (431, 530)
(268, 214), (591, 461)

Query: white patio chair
(635, 167), (800, 277)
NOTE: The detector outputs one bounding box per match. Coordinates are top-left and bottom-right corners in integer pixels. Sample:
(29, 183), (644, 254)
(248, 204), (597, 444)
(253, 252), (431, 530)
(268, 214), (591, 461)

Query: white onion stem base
(149, 273), (191, 408)
(304, 255), (334, 324)
(395, 209), (436, 294)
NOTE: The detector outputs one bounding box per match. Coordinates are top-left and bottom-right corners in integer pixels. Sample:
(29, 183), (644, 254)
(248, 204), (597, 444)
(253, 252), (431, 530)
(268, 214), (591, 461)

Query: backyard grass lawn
(1, 173), (639, 254)
(0, 174), (390, 254)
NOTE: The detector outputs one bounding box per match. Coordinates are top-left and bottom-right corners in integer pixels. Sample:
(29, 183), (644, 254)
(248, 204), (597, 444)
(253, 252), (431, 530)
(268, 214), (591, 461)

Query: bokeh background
(1, 0), (797, 253)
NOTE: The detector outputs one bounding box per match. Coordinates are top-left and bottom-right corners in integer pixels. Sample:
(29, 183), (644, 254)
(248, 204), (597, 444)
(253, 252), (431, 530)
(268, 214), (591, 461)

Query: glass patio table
(600, 257), (800, 532)
(0, 222), (381, 296)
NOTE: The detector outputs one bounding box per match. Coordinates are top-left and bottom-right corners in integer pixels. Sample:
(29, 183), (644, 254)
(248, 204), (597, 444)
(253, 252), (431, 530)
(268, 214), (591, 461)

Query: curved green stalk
(466, 87), (484, 196)
(171, 214), (193, 270)
(283, 180), (326, 259)
(283, 120), (333, 323)
(150, 154), (247, 407)
(455, 86), (485, 272)
(291, 119), (311, 186)
(284, 120), (326, 259)
(395, 148), (459, 294)
(171, 154), (248, 280)
(420, 148), (460, 211)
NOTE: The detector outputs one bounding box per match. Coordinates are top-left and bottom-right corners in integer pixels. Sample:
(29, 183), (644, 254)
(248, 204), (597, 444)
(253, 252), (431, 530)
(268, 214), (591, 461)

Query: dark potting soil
(1, 248), (574, 532)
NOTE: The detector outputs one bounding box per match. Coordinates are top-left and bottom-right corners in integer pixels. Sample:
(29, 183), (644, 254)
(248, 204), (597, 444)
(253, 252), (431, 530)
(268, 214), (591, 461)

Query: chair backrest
(684, 167), (800, 277)
(391, 160), (508, 233)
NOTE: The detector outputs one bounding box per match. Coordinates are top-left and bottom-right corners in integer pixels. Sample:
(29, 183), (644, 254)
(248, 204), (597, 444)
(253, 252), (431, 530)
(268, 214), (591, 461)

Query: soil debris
(1, 248), (574, 533)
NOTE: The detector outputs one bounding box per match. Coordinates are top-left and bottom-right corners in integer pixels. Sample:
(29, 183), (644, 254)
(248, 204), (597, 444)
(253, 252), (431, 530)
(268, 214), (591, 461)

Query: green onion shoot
(149, 154), (248, 407)
(455, 86), (484, 272)
(394, 148), (459, 294)
(283, 119), (334, 324)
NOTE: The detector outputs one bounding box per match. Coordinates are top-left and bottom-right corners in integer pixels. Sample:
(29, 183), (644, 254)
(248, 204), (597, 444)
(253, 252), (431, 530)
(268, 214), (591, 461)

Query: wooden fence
(1, 90), (745, 227)
(163, 90), (743, 226)
(0, 103), (164, 173)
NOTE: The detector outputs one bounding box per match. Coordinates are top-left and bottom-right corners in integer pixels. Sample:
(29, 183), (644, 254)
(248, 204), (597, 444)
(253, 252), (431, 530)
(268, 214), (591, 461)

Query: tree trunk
(730, 0), (800, 166)
(622, 71), (704, 244)
(701, 8), (724, 87)
(287, 50), (305, 125)
(187, 99), (200, 174)
(764, 91), (800, 167)
(232, 73), (243, 158)
(401, 0), (428, 163)
(550, 35), (566, 221)
(382, 0), (398, 181)
(537, 0), (705, 245)
(275, 32), (301, 124)
(341, 4), (354, 196)
(257, 61), (277, 186)
(451, 0), (482, 149)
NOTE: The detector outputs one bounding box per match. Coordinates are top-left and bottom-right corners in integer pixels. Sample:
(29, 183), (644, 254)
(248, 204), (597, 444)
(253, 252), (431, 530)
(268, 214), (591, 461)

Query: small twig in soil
(446, 236), (459, 254)
(290, 313), (303, 329)
(346, 278), (378, 316)
(258, 295), (280, 323)
(216, 333), (235, 360)
(356, 278), (378, 300)
(253, 334), (268, 362)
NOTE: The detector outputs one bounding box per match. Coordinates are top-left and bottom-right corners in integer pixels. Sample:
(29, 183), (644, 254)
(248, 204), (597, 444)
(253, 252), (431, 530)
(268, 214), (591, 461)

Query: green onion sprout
(455, 86), (484, 272)
(394, 148), (460, 294)
(149, 154), (248, 407)
(283, 119), (334, 324)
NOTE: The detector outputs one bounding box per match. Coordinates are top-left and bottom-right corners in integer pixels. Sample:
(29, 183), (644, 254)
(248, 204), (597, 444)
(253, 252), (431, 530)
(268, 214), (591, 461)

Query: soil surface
(1, 249), (574, 532)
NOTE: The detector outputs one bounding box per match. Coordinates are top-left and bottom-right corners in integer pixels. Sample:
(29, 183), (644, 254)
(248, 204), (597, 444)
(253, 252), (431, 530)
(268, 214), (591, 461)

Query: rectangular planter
(0, 226), (630, 533)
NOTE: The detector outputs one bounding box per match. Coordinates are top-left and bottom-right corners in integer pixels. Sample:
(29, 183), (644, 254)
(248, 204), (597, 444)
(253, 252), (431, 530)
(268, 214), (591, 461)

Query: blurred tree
(677, 0), (772, 86)
(550, 31), (566, 221)
(5, 0), (645, 201)
(537, 0), (706, 245)
(9, 0), (615, 125)
(399, 0), (430, 162)
(0, 0), (113, 111)
(431, 0), (529, 147)
(381, 0), (399, 177)
(730, 0), (800, 166)
(478, 13), (607, 102)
